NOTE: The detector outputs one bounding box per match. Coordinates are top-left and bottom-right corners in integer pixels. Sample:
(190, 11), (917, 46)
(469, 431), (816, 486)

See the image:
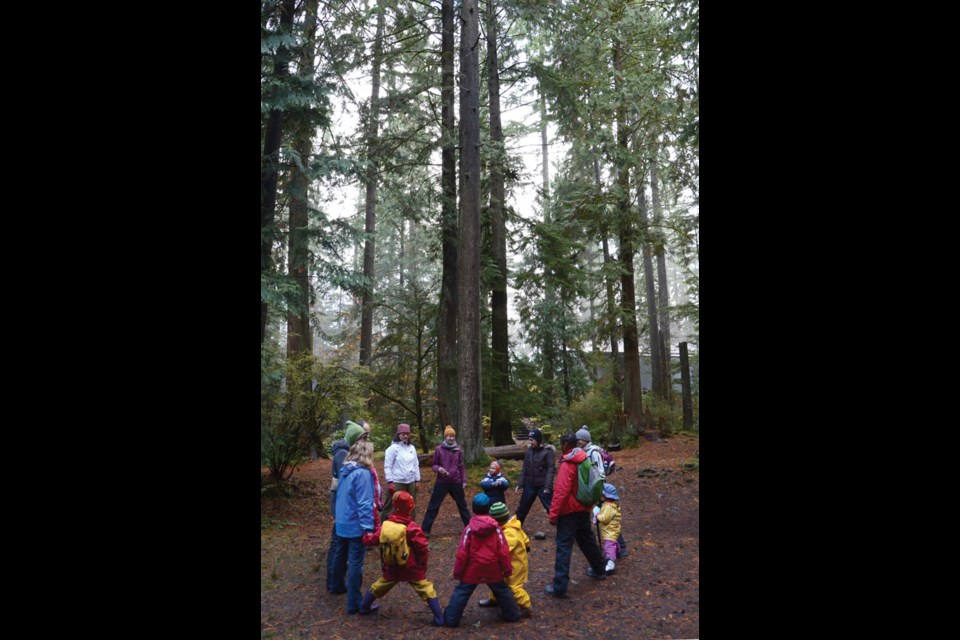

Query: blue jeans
(331, 536), (366, 613)
(515, 484), (552, 524)
(326, 524), (347, 592)
(420, 482), (471, 534)
(443, 581), (520, 627)
(551, 511), (606, 595)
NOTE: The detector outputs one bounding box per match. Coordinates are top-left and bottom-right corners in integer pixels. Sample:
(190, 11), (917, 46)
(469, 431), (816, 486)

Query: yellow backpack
(379, 520), (410, 565)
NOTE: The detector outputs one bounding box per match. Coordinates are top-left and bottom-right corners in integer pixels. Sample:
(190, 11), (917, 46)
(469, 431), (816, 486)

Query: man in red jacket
(544, 432), (608, 598)
(443, 494), (521, 626)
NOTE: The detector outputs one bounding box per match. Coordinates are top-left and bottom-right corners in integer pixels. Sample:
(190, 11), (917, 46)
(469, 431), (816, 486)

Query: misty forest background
(261, 0), (699, 480)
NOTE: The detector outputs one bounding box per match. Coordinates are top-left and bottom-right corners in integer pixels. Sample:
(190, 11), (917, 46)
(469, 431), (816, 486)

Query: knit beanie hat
(393, 490), (415, 515)
(444, 426), (456, 438)
(529, 428), (543, 444)
(489, 501), (510, 523)
(575, 427), (591, 442)
(472, 493), (491, 514)
(489, 461), (501, 474)
(345, 421), (365, 447)
(397, 423), (411, 434)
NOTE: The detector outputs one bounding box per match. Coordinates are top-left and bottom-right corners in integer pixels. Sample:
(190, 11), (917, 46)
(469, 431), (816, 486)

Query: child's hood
(340, 461), (365, 479)
(467, 514), (500, 537)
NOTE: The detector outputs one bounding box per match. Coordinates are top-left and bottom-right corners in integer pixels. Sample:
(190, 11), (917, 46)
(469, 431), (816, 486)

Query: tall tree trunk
(597, 157), (622, 430)
(286, 0), (318, 357)
(539, 90), (556, 402)
(651, 158), (672, 398)
(638, 182), (664, 399)
(458, 0), (483, 462)
(415, 302), (426, 439)
(487, 0), (512, 445)
(261, 0), (296, 345)
(679, 341), (694, 428)
(359, 4), (385, 368)
(437, 0), (458, 430)
(614, 39), (643, 435)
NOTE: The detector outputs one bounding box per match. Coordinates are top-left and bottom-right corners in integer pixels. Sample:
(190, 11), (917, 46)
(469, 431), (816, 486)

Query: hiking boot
(586, 567), (606, 580)
(544, 584), (567, 598)
(478, 598), (497, 607)
(605, 560), (616, 574)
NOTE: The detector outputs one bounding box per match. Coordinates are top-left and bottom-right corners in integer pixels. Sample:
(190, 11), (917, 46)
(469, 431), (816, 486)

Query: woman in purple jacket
(419, 426), (472, 536)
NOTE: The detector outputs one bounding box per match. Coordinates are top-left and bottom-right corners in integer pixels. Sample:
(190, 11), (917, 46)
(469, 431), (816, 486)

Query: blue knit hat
(575, 427), (591, 442)
(472, 493), (491, 514)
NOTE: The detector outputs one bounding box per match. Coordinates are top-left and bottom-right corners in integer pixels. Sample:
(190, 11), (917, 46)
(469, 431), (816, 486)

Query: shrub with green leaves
(261, 353), (366, 481)
(562, 375), (621, 443)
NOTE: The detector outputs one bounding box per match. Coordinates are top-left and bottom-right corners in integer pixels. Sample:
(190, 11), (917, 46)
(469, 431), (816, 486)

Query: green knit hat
(489, 501), (510, 523)
(344, 421), (365, 447)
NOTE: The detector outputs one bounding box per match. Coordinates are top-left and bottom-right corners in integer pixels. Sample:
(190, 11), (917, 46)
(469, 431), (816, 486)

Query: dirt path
(261, 435), (699, 639)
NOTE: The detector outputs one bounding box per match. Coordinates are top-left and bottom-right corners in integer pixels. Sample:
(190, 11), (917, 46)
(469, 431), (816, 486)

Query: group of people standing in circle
(323, 419), (627, 625)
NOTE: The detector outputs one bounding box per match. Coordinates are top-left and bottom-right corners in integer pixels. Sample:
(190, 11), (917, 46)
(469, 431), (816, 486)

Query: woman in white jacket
(381, 423), (422, 519)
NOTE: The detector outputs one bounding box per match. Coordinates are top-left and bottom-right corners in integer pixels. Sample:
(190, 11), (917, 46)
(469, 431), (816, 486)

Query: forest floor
(261, 434), (699, 639)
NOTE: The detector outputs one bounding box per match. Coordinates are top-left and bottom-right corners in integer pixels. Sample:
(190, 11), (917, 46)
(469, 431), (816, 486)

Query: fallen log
(417, 442), (529, 465)
(483, 443), (530, 460)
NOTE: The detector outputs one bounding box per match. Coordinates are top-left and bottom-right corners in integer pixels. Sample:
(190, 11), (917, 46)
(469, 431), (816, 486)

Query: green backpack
(575, 457), (604, 506)
(379, 520), (410, 565)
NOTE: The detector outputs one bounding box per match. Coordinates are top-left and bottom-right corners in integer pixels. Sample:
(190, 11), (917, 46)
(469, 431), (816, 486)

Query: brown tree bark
(286, 0), (318, 357)
(261, 0), (296, 344)
(359, 4), (385, 368)
(651, 158), (672, 398)
(679, 341), (694, 429)
(437, 0), (459, 430)
(614, 38), (644, 436)
(487, 0), (513, 445)
(457, 0), (483, 463)
(539, 91), (557, 403)
(597, 159), (623, 439)
(637, 182), (664, 398)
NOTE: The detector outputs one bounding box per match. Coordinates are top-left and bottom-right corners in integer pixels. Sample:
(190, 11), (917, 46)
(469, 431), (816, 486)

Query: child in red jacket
(442, 494), (521, 627)
(358, 491), (444, 626)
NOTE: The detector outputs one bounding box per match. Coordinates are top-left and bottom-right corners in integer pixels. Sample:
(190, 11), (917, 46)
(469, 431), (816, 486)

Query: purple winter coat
(431, 442), (467, 485)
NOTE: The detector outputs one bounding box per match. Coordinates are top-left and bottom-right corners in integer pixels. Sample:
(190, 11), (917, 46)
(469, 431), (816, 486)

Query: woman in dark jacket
(514, 428), (555, 525)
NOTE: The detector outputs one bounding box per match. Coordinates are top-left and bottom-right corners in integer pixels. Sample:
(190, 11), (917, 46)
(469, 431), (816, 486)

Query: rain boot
(427, 597), (444, 626)
(359, 589), (380, 614)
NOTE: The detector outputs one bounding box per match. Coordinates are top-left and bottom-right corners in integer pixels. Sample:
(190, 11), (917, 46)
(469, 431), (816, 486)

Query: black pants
(515, 484), (552, 524)
(551, 510), (606, 595)
(420, 482), (471, 534)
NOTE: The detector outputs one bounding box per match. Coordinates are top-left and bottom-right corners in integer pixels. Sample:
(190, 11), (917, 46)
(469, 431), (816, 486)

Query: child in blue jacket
(480, 460), (509, 504)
